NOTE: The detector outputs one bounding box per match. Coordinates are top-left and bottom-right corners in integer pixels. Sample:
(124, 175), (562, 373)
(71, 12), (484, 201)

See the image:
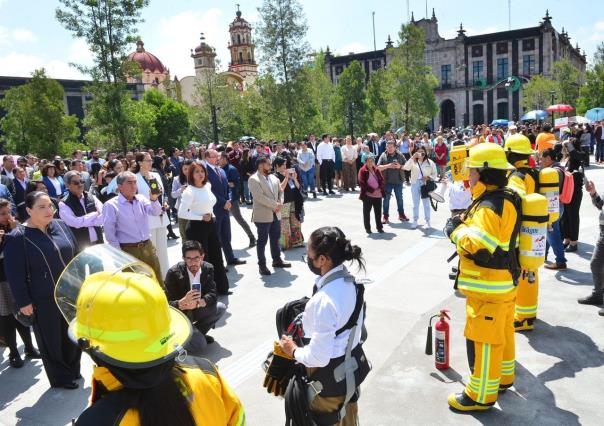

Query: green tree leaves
(0, 69), (80, 158)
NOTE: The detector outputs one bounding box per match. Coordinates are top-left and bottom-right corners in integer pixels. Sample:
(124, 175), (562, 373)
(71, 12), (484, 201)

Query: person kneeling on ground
(165, 240), (227, 352)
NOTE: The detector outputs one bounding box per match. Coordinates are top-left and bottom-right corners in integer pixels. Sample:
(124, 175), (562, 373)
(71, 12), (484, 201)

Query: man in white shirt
(316, 133), (336, 195)
(164, 240), (226, 351)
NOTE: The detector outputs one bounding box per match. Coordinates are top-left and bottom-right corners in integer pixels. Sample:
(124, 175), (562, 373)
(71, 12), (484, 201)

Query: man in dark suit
(13, 166), (28, 221)
(204, 149), (245, 266)
(365, 134), (382, 157)
(165, 241), (226, 350)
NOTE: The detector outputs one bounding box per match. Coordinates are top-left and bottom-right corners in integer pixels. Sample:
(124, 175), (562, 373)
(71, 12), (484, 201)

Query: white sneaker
(426, 221), (431, 228)
(411, 221), (418, 229)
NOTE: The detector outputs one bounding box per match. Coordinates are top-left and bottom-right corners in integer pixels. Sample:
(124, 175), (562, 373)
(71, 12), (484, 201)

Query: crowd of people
(0, 117), (603, 422)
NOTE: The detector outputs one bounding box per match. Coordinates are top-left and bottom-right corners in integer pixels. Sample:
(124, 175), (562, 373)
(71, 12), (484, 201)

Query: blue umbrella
(521, 110), (548, 121)
(490, 119), (510, 127)
(395, 127), (405, 134)
(586, 108), (604, 122)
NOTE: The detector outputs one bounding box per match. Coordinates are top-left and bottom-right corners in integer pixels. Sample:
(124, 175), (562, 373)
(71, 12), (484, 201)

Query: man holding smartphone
(164, 240), (226, 350)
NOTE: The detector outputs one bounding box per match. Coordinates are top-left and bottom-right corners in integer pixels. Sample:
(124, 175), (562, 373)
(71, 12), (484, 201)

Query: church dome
(127, 40), (167, 74)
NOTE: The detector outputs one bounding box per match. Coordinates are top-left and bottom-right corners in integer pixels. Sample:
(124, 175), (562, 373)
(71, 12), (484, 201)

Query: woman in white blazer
(134, 152), (169, 279)
(402, 145), (438, 229)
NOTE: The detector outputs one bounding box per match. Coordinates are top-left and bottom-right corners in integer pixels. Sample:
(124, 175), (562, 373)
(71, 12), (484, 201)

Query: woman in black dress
(4, 192), (82, 389)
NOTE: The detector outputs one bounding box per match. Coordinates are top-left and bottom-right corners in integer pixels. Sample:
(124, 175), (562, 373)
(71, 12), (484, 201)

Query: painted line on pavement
(218, 234), (443, 389)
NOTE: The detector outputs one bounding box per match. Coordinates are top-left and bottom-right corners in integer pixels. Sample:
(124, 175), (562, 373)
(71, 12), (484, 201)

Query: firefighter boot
(514, 318), (535, 332)
(448, 392), (493, 412)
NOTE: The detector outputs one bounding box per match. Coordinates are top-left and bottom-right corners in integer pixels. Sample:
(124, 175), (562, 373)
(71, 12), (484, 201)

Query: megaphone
(428, 180), (447, 211)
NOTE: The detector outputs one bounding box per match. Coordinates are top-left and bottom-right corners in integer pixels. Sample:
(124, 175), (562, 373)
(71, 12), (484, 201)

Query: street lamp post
(348, 101), (355, 137)
(549, 90), (556, 126)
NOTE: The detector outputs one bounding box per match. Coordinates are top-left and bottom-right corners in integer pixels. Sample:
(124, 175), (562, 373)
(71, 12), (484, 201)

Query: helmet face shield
(55, 245), (191, 369)
(55, 244), (154, 326)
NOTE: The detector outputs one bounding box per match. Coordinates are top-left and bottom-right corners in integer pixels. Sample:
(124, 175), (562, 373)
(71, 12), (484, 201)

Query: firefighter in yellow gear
(504, 133), (540, 331)
(54, 245), (246, 426)
(445, 143), (520, 411)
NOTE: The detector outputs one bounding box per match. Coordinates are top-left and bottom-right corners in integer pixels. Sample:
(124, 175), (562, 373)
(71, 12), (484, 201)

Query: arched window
(472, 104), (484, 125)
(237, 34), (241, 44)
(239, 52), (243, 63)
(248, 51), (252, 62)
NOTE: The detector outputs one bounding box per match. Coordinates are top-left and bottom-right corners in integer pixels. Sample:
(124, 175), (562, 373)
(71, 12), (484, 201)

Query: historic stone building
(175, 6), (258, 105)
(126, 40), (171, 88)
(324, 10), (587, 129)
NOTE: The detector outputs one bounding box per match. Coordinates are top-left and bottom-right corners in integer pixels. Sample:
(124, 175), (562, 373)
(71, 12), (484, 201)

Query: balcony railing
(229, 60), (257, 66)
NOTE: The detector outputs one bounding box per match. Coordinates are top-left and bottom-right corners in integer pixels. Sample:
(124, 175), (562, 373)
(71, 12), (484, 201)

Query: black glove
(445, 215), (463, 239)
(262, 342), (296, 397)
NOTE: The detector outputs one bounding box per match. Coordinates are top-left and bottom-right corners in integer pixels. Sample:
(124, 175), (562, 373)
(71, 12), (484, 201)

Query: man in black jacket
(58, 171), (104, 250)
(165, 240), (226, 351)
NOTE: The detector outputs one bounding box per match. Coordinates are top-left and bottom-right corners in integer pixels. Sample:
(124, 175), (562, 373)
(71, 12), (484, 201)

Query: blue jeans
(596, 140), (604, 162)
(546, 218), (567, 264)
(300, 167), (316, 192)
(383, 183), (404, 217)
(243, 180), (250, 202)
(255, 215), (282, 265)
(411, 180), (431, 222)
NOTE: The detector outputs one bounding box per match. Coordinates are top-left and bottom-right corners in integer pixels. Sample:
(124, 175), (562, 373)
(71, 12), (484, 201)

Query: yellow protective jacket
(76, 358), (246, 426)
(507, 160), (537, 196)
(450, 182), (520, 303)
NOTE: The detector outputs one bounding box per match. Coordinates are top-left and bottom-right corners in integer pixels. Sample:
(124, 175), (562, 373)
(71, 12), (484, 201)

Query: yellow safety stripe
(75, 322), (147, 342)
(452, 226), (510, 253)
(515, 304), (538, 314)
(236, 410), (246, 426)
(469, 376), (500, 385)
(457, 277), (515, 294)
(479, 343), (490, 403)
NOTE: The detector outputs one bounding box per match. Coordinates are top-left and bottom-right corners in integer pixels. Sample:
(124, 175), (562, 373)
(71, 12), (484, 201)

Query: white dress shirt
(178, 184), (216, 221)
(316, 142), (335, 165)
(187, 267), (201, 290)
(340, 144), (358, 162)
(135, 172), (167, 229)
(294, 265), (363, 368)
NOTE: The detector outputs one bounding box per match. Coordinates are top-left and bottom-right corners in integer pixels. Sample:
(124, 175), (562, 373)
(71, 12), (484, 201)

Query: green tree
(305, 52), (335, 133)
(384, 24), (438, 132)
(576, 43), (604, 114)
(366, 68), (391, 133)
(553, 59), (581, 106)
(0, 69), (80, 158)
(256, 0), (310, 139)
(143, 90), (189, 149)
(56, 0), (149, 153)
(330, 61), (367, 136)
(521, 74), (558, 111)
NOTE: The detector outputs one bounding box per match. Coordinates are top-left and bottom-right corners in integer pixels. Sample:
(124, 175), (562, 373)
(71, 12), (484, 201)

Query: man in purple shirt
(102, 171), (164, 282)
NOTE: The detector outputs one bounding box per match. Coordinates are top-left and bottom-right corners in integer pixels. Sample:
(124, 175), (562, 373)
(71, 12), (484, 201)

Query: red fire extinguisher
(425, 310), (451, 370)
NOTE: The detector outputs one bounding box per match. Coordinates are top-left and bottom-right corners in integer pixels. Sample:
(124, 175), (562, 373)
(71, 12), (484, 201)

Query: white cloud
(153, 8), (227, 78)
(67, 38), (94, 66)
(0, 26), (38, 45)
(11, 28), (36, 43)
(335, 42), (370, 56)
(589, 20), (604, 42)
(0, 51), (86, 80)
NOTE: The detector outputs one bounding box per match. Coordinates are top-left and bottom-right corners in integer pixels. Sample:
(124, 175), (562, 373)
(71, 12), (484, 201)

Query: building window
(522, 39), (535, 51)
(472, 60), (484, 84)
(237, 34), (241, 44)
(472, 90), (484, 101)
(496, 42), (508, 54)
(496, 57), (508, 80)
(497, 87), (508, 99)
(372, 60), (381, 70)
(441, 64), (452, 88)
(472, 45), (483, 57)
(473, 104), (484, 125)
(523, 54), (536, 76)
(497, 102), (509, 119)
(335, 65), (343, 75)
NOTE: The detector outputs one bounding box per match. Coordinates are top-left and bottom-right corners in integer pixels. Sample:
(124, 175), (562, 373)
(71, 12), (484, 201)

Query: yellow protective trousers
(514, 271), (539, 321)
(464, 297), (515, 405)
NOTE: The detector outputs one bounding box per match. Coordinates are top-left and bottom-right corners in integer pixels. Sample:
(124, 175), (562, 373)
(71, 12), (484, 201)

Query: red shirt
(434, 143), (448, 166)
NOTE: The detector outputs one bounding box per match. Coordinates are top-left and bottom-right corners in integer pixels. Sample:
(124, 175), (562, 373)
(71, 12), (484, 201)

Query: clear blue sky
(0, 0), (602, 80)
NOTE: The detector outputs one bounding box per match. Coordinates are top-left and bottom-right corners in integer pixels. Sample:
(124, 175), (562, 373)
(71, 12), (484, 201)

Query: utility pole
(406, 0), (410, 23)
(508, 0), (511, 30)
(372, 12), (376, 52)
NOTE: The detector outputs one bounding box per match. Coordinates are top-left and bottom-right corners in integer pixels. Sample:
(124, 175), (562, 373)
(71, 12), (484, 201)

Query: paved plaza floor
(1, 166), (604, 425)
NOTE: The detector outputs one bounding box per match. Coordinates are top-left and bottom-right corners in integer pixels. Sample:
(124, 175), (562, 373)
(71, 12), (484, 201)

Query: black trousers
(0, 314), (34, 354)
(363, 197), (383, 232)
(320, 160), (335, 192)
(186, 219), (230, 294)
(561, 184), (583, 242)
(32, 298), (81, 386)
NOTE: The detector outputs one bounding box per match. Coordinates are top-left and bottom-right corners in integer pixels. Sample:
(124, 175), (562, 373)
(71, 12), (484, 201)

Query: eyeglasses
(184, 256), (202, 262)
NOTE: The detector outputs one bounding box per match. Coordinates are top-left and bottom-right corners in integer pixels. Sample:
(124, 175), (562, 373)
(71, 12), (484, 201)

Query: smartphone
(149, 178), (161, 196)
(191, 283), (201, 296)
